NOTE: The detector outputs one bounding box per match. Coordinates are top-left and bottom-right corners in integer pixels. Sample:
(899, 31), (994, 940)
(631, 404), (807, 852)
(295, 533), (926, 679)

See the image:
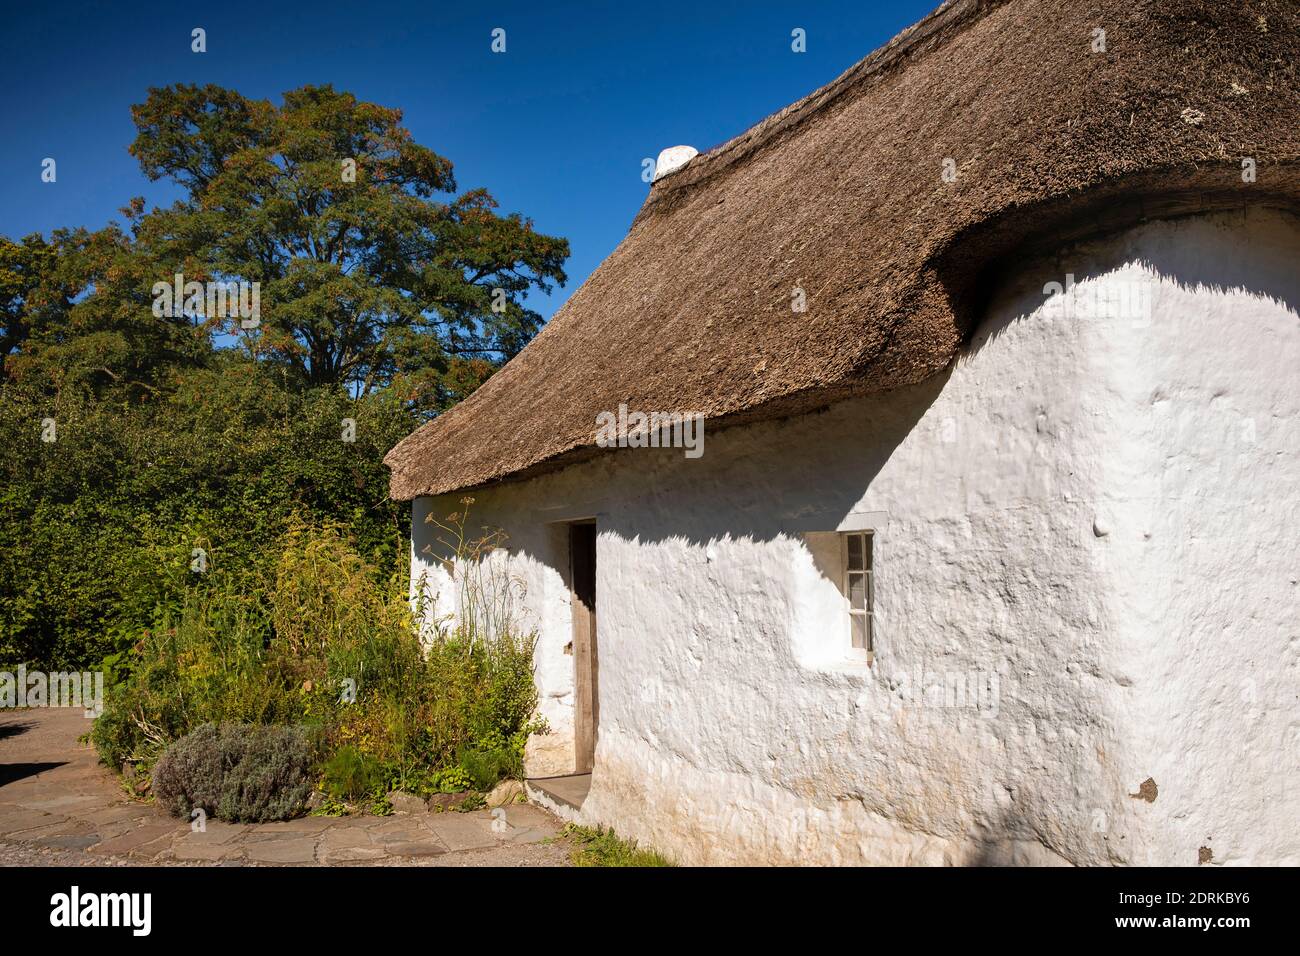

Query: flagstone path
(0, 709), (571, 867)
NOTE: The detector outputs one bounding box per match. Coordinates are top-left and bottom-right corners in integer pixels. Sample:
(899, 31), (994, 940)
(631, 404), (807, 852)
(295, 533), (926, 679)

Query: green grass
(563, 824), (673, 867)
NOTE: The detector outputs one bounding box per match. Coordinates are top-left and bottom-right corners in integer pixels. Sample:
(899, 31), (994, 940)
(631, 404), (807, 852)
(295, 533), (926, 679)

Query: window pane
(847, 534), (863, 570)
(864, 532), (873, 572)
(851, 614), (867, 650)
(848, 572), (866, 610)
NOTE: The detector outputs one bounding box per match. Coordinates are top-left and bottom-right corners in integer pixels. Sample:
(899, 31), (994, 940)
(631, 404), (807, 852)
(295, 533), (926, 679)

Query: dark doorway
(569, 521), (598, 773)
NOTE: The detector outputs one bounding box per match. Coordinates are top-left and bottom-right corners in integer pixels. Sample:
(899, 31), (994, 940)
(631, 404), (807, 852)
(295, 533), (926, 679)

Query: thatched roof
(387, 0), (1300, 500)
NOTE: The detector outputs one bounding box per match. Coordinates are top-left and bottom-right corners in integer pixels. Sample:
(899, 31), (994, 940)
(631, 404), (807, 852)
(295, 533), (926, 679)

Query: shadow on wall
(960, 806), (1076, 866)
(448, 207), (1300, 571)
(420, 366), (949, 575)
(970, 206), (1300, 360)
(414, 206), (1300, 865)
(415, 208), (1300, 581)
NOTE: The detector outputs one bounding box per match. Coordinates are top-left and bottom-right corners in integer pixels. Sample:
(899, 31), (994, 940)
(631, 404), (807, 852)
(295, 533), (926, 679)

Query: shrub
(429, 766), (473, 793)
(321, 745), (385, 800)
(457, 745), (518, 792)
(153, 722), (315, 823)
(96, 518), (543, 806)
(0, 367), (414, 672)
(152, 724), (224, 816)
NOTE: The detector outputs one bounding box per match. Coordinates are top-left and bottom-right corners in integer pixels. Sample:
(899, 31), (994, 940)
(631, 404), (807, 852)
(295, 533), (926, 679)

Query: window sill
(791, 649), (875, 677)
(844, 648), (874, 667)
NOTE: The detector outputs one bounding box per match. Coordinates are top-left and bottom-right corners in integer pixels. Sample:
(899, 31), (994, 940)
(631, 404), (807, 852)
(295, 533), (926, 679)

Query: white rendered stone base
(411, 208), (1300, 865)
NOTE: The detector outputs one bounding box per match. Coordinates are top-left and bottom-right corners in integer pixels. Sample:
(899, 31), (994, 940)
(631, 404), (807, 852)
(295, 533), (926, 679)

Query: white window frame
(842, 531), (874, 664)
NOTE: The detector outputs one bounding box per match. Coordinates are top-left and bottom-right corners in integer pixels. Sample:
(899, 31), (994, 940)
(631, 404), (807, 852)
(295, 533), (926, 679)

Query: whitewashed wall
(410, 207), (1300, 865)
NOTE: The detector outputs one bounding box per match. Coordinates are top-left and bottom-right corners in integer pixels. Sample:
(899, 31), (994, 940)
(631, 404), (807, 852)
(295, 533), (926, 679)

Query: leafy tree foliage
(129, 83), (568, 411)
(0, 234), (57, 360)
(0, 83), (569, 668)
(3, 223), (208, 397)
(0, 363), (414, 668)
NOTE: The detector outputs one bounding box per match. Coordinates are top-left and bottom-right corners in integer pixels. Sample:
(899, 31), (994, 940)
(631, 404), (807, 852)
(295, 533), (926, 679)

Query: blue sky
(0, 0), (939, 321)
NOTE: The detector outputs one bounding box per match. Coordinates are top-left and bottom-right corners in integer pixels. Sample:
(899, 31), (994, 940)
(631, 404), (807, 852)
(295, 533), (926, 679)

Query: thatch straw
(387, 0), (1300, 500)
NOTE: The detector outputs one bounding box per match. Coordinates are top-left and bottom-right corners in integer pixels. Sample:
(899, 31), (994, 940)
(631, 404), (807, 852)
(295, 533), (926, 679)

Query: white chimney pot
(652, 145), (699, 182)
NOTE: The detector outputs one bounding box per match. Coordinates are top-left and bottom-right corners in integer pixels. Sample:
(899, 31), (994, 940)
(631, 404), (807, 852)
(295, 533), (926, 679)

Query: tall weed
(94, 514), (542, 809)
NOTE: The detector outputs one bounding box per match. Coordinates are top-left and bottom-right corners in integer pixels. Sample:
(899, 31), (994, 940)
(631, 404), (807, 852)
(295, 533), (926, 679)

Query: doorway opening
(569, 521), (598, 774)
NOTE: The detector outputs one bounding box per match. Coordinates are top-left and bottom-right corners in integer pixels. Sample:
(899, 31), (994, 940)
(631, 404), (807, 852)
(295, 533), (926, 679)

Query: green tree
(0, 360), (414, 669)
(0, 81), (567, 669)
(0, 234), (57, 360)
(2, 221), (211, 397)
(129, 83), (569, 412)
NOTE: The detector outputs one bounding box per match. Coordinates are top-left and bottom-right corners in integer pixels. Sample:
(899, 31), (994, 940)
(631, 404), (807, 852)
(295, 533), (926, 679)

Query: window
(843, 531), (874, 660)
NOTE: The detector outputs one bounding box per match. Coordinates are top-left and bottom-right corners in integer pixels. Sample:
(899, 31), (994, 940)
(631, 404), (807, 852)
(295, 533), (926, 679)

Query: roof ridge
(643, 0), (1009, 209)
(386, 0), (1300, 500)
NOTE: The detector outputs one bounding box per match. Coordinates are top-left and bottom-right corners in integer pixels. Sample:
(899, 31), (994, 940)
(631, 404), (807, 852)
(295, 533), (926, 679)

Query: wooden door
(570, 522), (598, 772)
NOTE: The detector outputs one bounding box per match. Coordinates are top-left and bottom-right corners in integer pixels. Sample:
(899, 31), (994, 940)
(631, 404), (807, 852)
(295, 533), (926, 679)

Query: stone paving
(0, 708), (571, 866)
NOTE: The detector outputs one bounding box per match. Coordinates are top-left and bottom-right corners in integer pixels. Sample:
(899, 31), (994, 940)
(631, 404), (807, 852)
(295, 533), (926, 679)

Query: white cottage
(386, 0), (1300, 865)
